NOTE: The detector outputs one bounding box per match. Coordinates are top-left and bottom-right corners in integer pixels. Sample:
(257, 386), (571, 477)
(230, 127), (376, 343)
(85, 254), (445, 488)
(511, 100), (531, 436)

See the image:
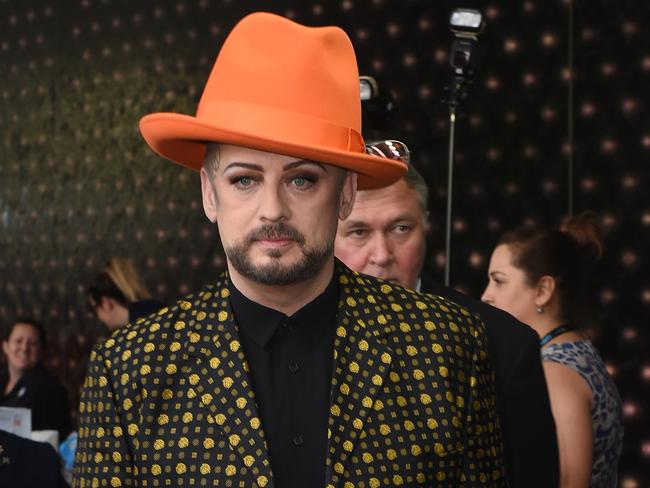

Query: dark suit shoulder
(0, 430), (67, 487)
(422, 278), (539, 349)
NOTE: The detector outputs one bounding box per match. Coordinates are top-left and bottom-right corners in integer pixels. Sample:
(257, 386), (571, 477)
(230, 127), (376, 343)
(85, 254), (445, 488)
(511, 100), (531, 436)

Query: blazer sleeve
(459, 316), (507, 487)
(73, 344), (135, 487)
(502, 333), (559, 487)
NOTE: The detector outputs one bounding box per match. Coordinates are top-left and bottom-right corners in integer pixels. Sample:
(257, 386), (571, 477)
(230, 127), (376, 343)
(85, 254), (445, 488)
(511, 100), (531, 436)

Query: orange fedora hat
(139, 12), (406, 190)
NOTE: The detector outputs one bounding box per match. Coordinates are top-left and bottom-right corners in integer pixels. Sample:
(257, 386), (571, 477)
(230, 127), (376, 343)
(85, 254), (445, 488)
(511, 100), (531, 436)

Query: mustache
(245, 223), (305, 247)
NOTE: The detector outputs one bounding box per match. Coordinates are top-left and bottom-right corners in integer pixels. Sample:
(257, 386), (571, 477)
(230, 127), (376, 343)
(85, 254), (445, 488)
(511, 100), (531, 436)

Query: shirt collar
(228, 272), (340, 348)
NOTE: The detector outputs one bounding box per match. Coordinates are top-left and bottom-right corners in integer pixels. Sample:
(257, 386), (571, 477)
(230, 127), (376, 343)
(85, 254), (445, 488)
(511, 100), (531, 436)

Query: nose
(368, 234), (394, 267)
(481, 284), (492, 304)
(259, 183), (289, 223)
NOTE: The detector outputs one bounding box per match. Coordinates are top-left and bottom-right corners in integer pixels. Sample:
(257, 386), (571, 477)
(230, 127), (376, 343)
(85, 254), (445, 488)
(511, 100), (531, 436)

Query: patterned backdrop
(0, 0), (648, 485)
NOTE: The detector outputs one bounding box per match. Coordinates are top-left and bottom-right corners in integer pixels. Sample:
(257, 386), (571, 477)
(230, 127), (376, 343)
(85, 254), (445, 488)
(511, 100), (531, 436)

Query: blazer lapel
(184, 276), (275, 488)
(325, 267), (396, 487)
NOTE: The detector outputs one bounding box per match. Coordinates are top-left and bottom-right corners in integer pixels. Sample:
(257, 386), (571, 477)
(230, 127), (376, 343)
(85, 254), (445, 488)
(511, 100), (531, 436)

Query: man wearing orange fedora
(74, 12), (506, 487)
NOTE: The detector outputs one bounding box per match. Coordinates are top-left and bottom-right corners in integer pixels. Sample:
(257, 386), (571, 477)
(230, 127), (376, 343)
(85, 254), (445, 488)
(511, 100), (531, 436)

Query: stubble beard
(225, 222), (333, 285)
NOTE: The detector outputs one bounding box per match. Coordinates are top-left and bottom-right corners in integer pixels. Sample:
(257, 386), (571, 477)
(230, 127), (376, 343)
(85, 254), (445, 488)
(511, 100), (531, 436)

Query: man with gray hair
(336, 157), (560, 487)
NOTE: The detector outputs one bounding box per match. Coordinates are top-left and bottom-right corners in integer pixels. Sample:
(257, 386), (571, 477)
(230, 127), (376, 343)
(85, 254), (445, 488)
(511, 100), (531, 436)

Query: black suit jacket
(0, 429), (69, 488)
(421, 273), (559, 487)
(74, 264), (508, 487)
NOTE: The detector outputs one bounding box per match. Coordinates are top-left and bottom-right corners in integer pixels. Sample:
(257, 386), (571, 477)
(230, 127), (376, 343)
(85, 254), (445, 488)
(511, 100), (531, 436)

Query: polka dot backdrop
(0, 1), (647, 484)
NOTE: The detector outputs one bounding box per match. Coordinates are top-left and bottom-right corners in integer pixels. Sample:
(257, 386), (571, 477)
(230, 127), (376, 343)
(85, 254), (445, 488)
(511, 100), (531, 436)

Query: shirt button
(279, 319), (294, 337)
(288, 361), (300, 373)
(292, 435), (304, 446)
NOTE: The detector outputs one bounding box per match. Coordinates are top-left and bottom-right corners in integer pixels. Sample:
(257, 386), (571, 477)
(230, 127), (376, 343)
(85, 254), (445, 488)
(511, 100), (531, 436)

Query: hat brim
(140, 113), (407, 190)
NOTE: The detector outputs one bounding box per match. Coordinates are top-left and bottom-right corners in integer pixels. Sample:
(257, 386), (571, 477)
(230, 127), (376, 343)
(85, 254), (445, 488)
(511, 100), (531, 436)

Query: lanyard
(539, 324), (575, 347)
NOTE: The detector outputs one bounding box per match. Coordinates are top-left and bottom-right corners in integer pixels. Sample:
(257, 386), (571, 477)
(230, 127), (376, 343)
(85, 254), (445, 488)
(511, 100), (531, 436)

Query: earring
(536, 306), (544, 314)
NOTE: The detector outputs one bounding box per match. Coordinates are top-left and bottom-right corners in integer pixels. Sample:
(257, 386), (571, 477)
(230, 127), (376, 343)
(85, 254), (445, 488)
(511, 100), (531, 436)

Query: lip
(256, 238), (294, 248)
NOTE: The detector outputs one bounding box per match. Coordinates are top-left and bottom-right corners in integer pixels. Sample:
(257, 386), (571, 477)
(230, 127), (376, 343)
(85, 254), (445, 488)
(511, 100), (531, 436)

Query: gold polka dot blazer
(74, 264), (506, 487)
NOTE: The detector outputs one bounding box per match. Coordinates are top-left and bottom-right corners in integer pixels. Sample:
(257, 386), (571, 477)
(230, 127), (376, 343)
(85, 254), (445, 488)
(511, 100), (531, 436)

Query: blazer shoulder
(95, 273), (230, 360)
(339, 265), (483, 334)
(422, 278), (538, 346)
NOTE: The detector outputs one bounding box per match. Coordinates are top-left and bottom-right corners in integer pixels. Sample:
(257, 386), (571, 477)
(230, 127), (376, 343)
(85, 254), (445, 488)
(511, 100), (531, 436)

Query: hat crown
(139, 12), (407, 189)
(197, 12), (361, 132)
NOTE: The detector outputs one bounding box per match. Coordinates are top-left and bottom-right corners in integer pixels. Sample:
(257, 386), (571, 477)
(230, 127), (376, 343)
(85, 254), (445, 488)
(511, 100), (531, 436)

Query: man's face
(201, 144), (356, 286)
(335, 178), (427, 289)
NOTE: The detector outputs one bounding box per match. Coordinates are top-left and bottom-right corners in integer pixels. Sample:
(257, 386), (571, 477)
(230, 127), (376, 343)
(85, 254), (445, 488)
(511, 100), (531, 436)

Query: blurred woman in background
(482, 212), (623, 487)
(87, 257), (162, 332)
(0, 318), (72, 440)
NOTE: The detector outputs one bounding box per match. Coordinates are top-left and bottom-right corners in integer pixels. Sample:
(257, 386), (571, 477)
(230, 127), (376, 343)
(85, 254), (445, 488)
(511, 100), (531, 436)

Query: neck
(227, 259), (336, 316)
(4, 365), (26, 394)
(113, 306), (130, 330)
(528, 315), (565, 340)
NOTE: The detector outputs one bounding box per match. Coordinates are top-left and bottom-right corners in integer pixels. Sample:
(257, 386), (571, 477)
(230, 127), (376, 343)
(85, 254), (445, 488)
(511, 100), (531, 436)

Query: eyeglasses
(365, 139), (410, 165)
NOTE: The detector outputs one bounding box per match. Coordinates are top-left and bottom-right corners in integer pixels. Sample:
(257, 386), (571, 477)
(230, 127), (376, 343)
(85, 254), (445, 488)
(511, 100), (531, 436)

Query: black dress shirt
(229, 275), (339, 488)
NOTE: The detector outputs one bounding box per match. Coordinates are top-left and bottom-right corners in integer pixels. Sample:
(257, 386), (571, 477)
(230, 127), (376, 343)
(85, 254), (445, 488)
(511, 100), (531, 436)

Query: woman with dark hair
(0, 318), (72, 440)
(482, 212), (623, 488)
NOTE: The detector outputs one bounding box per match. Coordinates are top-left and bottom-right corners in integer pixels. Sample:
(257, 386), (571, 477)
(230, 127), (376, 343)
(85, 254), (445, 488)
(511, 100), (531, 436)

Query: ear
(534, 275), (556, 307)
(99, 296), (114, 311)
(338, 171), (358, 220)
(2, 341), (8, 357)
(200, 167), (218, 223)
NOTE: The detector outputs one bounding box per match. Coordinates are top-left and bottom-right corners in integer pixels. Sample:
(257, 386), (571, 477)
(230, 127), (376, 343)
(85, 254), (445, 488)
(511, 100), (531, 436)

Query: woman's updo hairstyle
(497, 211), (603, 327)
(87, 258), (151, 307)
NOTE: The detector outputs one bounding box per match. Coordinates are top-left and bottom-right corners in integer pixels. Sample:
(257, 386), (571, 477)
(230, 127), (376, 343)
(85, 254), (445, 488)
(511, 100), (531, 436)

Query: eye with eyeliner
(287, 173), (318, 191)
(228, 174), (258, 190)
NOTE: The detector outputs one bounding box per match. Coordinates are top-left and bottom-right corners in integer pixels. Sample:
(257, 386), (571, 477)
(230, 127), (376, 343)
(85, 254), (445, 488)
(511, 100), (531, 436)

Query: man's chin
(250, 248), (300, 263)
(226, 241), (334, 286)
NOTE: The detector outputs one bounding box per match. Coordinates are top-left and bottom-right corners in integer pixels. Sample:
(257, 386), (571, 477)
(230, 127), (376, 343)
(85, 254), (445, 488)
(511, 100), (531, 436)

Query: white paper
(31, 429), (59, 451)
(0, 406), (32, 439)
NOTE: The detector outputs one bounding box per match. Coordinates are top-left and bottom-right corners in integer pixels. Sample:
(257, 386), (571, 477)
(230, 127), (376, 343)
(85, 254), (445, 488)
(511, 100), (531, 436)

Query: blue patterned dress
(542, 340), (624, 488)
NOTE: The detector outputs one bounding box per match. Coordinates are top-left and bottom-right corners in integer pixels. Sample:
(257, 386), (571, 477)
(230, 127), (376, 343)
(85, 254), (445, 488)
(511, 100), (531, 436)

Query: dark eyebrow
(223, 162), (264, 173)
(342, 213), (418, 229)
(342, 219), (370, 228)
(222, 160), (328, 174)
(388, 213), (417, 223)
(283, 160), (328, 173)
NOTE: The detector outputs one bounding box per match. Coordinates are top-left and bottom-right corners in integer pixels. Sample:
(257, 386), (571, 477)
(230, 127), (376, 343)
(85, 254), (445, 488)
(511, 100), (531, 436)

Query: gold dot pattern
(73, 264), (505, 487)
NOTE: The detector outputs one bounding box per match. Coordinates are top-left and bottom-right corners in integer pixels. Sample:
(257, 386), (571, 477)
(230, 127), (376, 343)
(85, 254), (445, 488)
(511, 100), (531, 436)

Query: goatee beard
(225, 222), (333, 285)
